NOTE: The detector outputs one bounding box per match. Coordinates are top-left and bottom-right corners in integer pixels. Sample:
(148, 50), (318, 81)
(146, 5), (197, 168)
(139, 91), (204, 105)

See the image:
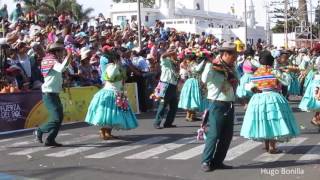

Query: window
(145, 16), (149, 22)
(117, 16), (126, 23)
(177, 21), (184, 24)
(166, 21), (173, 24)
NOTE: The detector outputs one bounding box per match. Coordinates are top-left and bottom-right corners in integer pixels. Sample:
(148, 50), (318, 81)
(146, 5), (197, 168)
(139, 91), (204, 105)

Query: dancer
(34, 40), (72, 147)
(200, 42), (238, 172)
(236, 47), (257, 109)
(85, 51), (138, 140)
(178, 49), (207, 121)
(240, 51), (300, 154)
(153, 46), (180, 129)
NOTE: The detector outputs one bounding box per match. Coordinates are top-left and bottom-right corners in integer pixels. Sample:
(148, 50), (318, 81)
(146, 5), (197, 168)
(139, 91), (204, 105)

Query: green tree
(71, 3), (94, 22)
(271, 7), (299, 33)
(14, 0), (94, 23)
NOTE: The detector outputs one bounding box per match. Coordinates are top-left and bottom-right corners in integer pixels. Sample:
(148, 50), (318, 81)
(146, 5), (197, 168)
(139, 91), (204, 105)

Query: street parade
(0, 0), (319, 180)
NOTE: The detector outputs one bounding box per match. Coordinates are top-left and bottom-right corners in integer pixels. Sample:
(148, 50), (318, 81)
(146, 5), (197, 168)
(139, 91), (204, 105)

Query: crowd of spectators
(0, 3), (255, 112)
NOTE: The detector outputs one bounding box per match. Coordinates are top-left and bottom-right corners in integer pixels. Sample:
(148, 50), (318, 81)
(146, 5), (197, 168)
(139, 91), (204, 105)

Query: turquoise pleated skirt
(240, 91), (300, 141)
(288, 73), (301, 95)
(85, 89), (138, 130)
(236, 73), (253, 98)
(303, 70), (315, 92)
(178, 78), (203, 110)
(299, 79), (320, 112)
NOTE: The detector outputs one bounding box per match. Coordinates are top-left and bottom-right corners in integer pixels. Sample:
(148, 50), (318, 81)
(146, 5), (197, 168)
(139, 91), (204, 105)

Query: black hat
(244, 46), (255, 57)
(259, 50), (274, 66)
(280, 50), (291, 55)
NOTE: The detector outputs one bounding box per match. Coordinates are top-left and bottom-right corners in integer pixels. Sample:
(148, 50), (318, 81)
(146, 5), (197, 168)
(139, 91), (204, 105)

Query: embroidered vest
(251, 66), (279, 91)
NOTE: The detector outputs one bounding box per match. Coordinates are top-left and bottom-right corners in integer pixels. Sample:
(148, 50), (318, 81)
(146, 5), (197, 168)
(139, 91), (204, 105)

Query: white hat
(80, 47), (91, 61)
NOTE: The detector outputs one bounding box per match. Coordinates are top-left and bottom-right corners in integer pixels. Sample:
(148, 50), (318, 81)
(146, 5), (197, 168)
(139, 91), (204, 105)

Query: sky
(1, 0), (319, 28)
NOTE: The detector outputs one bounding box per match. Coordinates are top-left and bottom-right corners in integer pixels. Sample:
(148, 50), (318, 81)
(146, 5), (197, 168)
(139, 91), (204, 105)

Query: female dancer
(240, 51), (300, 154)
(85, 51), (138, 140)
(299, 49), (320, 126)
(236, 48), (257, 109)
(178, 49), (207, 121)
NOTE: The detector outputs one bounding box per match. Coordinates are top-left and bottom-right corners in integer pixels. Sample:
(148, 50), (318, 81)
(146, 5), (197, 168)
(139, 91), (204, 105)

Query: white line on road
(166, 144), (205, 160)
(0, 133), (70, 145)
(1, 133), (71, 152)
(85, 136), (168, 159)
(297, 142), (320, 162)
(45, 140), (122, 157)
(225, 140), (262, 161)
(9, 134), (98, 155)
(125, 137), (196, 159)
(166, 137), (239, 160)
(253, 137), (307, 162)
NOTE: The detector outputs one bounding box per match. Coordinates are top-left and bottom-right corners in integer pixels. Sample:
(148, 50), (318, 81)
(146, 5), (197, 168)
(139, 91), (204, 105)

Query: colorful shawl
(251, 66), (280, 91)
(41, 53), (57, 77)
(212, 58), (239, 90)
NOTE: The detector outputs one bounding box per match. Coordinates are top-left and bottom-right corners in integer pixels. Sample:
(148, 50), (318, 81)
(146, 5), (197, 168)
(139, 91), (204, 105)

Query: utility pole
(265, 2), (270, 45)
(284, 0), (288, 49)
(244, 0), (247, 48)
(310, 0), (313, 48)
(137, 0), (142, 50)
(318, 1), (320, 40)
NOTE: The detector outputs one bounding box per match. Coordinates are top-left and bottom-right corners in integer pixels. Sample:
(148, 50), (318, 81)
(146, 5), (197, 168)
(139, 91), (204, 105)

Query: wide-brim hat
(48, 42), (64, 51)
(167, 44), (177, 53)
(89, 36), (97, 42)
(280, 50), (291, 55)
(80, 48), (91, 61)
(219, 41), (236, 52)
(298, 48), (308, 54)
(102, 45), (113, 53)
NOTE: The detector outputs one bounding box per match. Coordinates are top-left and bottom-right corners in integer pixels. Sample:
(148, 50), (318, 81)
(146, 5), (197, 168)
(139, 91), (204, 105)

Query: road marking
(0, 133), (70, 145)
(1, 133), (70, 152)
(9, 134), (98, 155)
(125, 137), (196, 159)
(297, 142), (320, 162)
(85, 137), (168, 159)
(46, 140), (121, 157)
(166, 144), (204, 160)
(166, 137), (239, 160)
(253, 137), (307, 162)
(225, 140), (262, 161)
(0, 136), (30, 144)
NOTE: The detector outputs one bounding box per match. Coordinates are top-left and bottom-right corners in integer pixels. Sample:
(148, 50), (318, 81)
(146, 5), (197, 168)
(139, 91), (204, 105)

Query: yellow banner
(24, 84), (139, 128)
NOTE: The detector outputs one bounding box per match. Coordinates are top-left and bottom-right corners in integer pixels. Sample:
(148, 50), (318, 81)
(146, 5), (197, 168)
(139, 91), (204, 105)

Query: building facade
(110, 0), (266, 45)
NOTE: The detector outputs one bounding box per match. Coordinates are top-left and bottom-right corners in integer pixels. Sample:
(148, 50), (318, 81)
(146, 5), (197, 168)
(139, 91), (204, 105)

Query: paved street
(0, 102), (320, 180)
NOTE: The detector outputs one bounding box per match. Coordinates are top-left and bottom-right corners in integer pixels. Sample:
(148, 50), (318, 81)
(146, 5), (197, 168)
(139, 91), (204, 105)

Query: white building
(110, 0), (266, 45)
